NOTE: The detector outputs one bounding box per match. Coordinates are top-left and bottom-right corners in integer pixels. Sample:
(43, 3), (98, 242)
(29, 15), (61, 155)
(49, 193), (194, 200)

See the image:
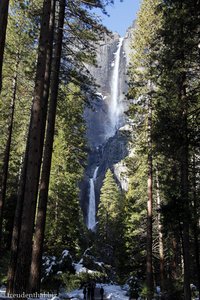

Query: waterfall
(109, 37), (124, 136)
(87, 166), (99, 231)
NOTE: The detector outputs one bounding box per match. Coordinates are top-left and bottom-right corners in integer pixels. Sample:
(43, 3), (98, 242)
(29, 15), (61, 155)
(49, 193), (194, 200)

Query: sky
(96, 0), (141, 36)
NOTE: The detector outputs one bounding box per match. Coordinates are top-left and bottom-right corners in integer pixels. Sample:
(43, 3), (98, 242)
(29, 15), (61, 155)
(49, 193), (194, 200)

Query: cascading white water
(109, 37), (124, 136)
(87, 38), (124, 228)
(87, 166), (99, 230)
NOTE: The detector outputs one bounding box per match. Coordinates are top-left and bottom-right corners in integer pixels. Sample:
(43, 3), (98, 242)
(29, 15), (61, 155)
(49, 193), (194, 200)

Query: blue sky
(97, 0), (141, 36)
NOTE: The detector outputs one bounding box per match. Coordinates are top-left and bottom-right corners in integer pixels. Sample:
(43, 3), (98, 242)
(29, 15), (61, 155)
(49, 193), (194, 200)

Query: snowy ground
(1, 286), (200, 300)
(0, 284), (129, 300)
(99, 283), (129, 299)
(65, 283), (129, 300)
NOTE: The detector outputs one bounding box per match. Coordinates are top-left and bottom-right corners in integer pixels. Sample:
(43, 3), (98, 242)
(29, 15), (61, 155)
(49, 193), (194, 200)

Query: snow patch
(43, 256), (57, 276)
(73, 262), (95, 274)
(95, 92), (107, 101)
(62, 250), (69, 258)
(0, 287), (6, 299)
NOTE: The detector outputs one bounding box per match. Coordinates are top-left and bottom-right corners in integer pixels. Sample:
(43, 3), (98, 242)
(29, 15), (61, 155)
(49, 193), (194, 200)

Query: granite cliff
(80, 25), (134, 228)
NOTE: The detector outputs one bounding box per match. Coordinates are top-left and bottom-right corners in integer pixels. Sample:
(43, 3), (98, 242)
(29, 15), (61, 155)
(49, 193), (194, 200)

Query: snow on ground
(63, 288), (83, 299)
(98, 284), (129, 300)
(0, 286), (7, 299)
(0, 284), (129, 300)
(63, 284), (129, 300)
(2, 285), (200, 300)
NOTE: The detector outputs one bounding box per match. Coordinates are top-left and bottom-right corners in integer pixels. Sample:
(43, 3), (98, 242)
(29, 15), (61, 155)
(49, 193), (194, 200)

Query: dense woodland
(0, 0), (200, 300)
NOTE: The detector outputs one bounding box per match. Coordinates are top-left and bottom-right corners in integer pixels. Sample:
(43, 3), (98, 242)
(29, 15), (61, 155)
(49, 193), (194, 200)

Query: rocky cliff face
(80, 25), (134, 226)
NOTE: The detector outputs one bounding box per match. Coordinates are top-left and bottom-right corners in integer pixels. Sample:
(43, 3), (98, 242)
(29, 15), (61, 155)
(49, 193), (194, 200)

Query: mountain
(80, 24), (134, 229)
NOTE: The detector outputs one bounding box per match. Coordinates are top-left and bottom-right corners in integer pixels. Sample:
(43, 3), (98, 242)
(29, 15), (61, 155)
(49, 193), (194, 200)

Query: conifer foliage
(0, 0), (9, 92)
(97, 169), (125, 280)
(0, 0), (114, 294)
(97, 169), (122, 246)
(128, 0), (200, 299)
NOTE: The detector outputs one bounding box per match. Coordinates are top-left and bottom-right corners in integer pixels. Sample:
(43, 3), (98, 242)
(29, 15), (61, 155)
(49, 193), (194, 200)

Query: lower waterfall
(87, 166), (99, 231)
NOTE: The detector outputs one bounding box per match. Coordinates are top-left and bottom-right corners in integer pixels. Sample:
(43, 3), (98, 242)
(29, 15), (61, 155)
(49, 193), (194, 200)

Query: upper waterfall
(108, 37), (124, 137)
(84, 32), (130, 147)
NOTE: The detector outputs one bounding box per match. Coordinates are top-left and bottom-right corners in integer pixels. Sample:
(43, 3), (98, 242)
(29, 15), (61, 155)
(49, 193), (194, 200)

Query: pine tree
(128, 0), (162, 297)
(97, 169), (125, 276)
(124, 153), (147, 281)
(0, 0), (40, 254)
(44, 83), (87, 258)
(0, 54), (19, 250)
(98, 170), (121, 243)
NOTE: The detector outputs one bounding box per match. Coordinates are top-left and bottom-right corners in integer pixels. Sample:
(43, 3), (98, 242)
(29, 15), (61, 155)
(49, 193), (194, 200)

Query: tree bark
(146, 94), (153, 300)
(181, 140), (191, 300)
(171, 236), (178, 280)
(29, 0), (65, 293)
(6, 146), (29, 294)
(155, 166), (164, 291)
(0, 0), (9, 93)
(13, 0), (55, 294)
(0, 53), (19, 251)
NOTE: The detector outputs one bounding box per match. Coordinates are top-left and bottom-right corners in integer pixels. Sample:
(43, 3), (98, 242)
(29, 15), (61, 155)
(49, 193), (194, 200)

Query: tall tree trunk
(6, 146), (29, 294)
(155, 166), (164, 291)
(0, 54), (19, 251)
(29, 0), (65, 292)
(13, 0), (55, 294)
(191, 153), (200, 298)
(176, 1), (191, 292)
(171, 236), (178, 280)
(0, 0), (9, 93)
(181, 142), (190, 300)
(146, 95), (153, 299)
(180, 74), (191, 300)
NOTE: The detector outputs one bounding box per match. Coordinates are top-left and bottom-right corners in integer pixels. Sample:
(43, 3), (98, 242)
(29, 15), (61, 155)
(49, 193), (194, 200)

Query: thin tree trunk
(0, 53), (19, 251)
(29, 0), (65, 292)
(171, 236), (178, 280)
(0, 0), (9, 93)
(13, 0), (55, 294)
(155, 166), (164, 291)
(146, 95), (153, 300)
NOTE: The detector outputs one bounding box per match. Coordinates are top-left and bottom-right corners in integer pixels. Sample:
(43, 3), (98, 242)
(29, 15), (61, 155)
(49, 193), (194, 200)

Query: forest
(0, 0), (200, 300)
